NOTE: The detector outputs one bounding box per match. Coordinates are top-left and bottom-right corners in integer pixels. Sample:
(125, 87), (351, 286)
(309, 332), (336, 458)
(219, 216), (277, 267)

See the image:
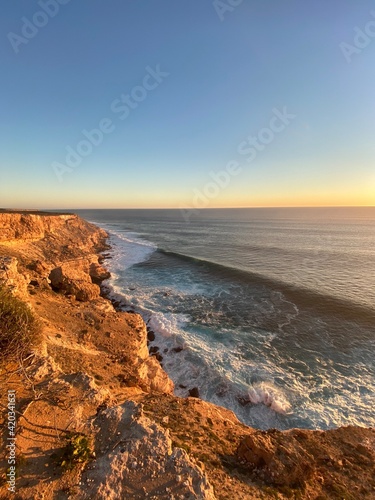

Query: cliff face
(0, 211), (374, 500)
(0, 211), (108, 302)
(0, 212), (75, 242)
(0, 211), (107, 259)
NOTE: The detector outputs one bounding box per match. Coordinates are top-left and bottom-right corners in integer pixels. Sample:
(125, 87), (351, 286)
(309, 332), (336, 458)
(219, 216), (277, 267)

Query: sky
(0, 0), (374, 209)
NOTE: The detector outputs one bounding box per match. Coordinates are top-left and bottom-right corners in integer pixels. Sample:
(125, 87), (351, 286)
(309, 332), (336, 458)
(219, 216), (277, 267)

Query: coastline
(0, 211), (374, 499)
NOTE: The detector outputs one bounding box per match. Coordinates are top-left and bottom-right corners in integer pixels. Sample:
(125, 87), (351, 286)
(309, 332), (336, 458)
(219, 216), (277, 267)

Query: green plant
(59, 432), (94, 470)
(0, 283), (41, 363)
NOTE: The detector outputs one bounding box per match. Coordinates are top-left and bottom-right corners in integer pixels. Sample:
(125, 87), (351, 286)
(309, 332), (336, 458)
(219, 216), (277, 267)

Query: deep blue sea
(75, 207), (375, 430)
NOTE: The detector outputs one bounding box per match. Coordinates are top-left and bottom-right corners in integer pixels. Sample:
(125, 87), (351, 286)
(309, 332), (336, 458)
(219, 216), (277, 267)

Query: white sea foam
(148, 312), (190, 338)
(144, 309), (293, 422)
(246, 381), (292, 414)
(104, 228), (157, 271)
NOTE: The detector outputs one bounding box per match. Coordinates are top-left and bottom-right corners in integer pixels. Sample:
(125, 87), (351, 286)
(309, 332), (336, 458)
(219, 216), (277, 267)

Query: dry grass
(0, 283), (41, 363)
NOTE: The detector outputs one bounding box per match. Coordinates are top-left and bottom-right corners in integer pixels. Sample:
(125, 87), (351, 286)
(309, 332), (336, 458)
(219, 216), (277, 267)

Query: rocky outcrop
(0, 212), (109, 302)
(0, 211), (174, 397)
(138, 356), (175, 394)
(0, 211), (107, 250)
(237, 426), (375, 494)
(79, 401), (216, 500)
(0, 255), (29, 300)
(49, 264), (101, 301)
(123, 313), (174, 394)
(236, 428), (314, 487)
(89, 262), (111, 285)
(0, 211), (72, 242)
(0, 212), (108, 271)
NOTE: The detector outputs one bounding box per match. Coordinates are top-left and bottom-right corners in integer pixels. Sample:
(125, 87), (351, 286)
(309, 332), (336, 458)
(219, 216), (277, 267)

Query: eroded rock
(78, 401), (216, 499)
(237, 429), (315, 487)
(89, 262), (111, 284)
(138, 356), (174, 394)
(49, 264), (100, 301)
(0, 255), (29, 299)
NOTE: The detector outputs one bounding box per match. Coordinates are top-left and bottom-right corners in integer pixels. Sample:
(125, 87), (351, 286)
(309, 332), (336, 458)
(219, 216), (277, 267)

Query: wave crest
(246, 382), (292, 414)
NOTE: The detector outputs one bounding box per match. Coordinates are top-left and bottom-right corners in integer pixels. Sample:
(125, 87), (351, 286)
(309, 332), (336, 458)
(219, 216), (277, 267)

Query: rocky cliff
(0, 210), (104, 246)
(0, 211), (374, 500)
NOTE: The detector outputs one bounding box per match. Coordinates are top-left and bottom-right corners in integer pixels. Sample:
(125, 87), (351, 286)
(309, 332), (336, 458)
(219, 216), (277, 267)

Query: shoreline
(92, 221), (375, 431)
(0, 211), (374, 499)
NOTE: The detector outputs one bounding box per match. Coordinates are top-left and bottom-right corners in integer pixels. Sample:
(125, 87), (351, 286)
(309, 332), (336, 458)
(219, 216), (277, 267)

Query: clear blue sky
(1, 0), (374, 209)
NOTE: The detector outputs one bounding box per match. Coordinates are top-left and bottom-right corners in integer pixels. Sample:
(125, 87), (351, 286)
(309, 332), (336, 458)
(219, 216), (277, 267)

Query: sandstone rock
(138, 356), (174, 394)
(27, 355), (62, 382)
(89, 262), (111, 285)
(0, 212), (107, 251)
(27, 259), (47, 275)
(237, 429), (314, 487)
(61, 372), (111, 405)
(78, 401), (216, 499)
(93, 297), (116, 314)
(125, 313), (150, 362)
(0, 255), (29, 300)
(0, 213), (49, 241)
(49, 265), (100, 301)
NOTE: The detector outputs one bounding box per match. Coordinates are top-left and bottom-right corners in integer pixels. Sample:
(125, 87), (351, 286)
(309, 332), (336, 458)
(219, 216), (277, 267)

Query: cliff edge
(0, 211), (374, 500)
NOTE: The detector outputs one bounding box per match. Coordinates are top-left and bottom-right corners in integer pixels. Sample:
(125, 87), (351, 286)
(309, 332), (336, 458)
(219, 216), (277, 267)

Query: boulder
(138, 356), (174, 394)
(189, 387), (200, 398)
(49, 264), (100, 301)
(147, 328), (155, 341)
(89, 262), (111, 285)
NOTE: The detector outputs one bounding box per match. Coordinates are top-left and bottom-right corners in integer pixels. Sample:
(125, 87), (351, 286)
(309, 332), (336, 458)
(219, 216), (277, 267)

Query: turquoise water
(76, 207), (375, 430)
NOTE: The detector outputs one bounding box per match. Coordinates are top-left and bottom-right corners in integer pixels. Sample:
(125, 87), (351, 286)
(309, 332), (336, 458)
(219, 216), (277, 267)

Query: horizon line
(3, 205), (375, 211)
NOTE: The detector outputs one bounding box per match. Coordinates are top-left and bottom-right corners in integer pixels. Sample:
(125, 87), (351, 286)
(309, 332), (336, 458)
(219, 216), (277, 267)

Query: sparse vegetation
(59, 432), (94, 470)
(0, 283), (41, 363)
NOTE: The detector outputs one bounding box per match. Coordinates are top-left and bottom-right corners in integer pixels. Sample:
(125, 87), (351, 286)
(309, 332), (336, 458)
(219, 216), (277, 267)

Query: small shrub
(0, 283), (41, 363)
(59, 432), (94, 470)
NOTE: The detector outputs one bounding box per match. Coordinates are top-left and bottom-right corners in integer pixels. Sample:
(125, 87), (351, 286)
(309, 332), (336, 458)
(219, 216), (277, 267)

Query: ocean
(75, 207), (375, 431)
